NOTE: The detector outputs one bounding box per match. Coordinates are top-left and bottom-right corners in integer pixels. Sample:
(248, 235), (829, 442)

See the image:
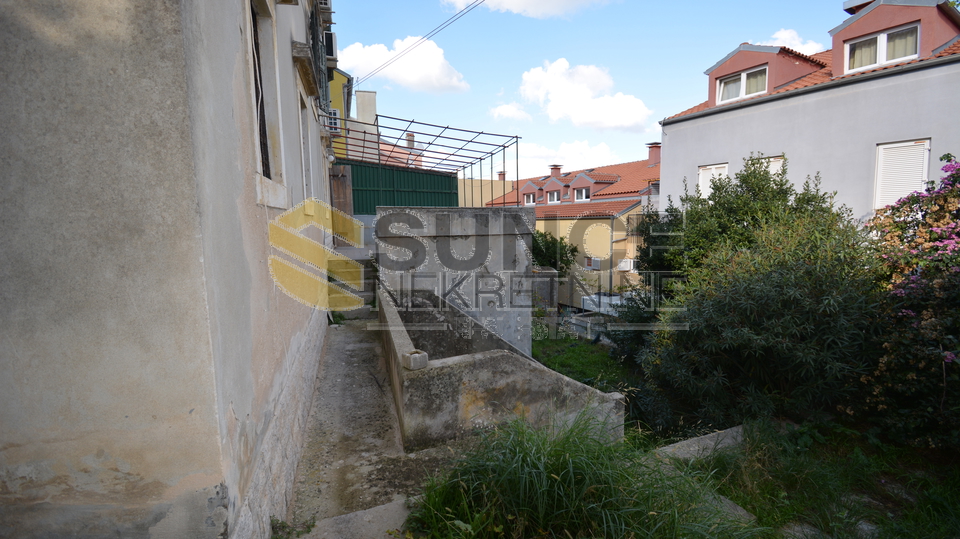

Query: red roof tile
(535, 199), (642, 219)
(593, 164), (660, 199)
(485, 158), (661, 207)
(667, 42), (959, 121)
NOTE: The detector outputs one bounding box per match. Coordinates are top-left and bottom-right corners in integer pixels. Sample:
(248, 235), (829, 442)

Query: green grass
(531, 330), (633, 389)
(684, 420), (960, 538)
(407, 415), (769, 538)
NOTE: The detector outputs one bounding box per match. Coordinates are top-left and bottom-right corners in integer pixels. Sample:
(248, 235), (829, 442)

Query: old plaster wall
(0, 1), (331, 537)
(0, 1), (225, 536)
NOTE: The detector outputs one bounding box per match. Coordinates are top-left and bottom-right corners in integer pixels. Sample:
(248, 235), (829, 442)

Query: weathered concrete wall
(378, 290), (624, 451)
(0, 0), (332, 537)
(376, 207), (536, 355)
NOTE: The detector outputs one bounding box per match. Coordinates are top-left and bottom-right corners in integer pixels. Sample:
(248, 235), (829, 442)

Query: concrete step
(302, 496), (410, 539)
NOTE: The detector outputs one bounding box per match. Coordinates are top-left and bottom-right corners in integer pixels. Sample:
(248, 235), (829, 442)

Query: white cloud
(519, 58), (651, 131)
(503, 141), (619, 180)
(490, 103), (532, 121)
(339, 37), (469, 93)
(756, 29), (826, 56)
(442, 0), (607, 18)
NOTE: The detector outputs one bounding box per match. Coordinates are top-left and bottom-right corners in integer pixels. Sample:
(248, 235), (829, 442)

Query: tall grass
(687, 420), (960, 538)
(407, 415), (767, 538)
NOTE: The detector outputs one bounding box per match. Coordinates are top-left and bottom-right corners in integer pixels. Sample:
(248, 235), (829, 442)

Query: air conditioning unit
(617, 258), (636, 272)
(324, 31), (337, 60)
(326, 108), (341, 134)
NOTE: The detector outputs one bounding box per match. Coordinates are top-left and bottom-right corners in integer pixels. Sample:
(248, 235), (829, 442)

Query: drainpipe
(609, 215), (615, 304)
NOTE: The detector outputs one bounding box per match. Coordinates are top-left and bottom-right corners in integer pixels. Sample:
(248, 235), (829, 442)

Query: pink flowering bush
(861, 155), (960, 447)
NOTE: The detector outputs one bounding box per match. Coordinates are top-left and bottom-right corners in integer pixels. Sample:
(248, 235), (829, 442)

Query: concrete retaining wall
(377, 290), (624, 451)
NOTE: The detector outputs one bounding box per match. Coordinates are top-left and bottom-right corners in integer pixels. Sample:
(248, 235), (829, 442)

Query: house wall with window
(0, 1), (338, 537)
(661, 0), (960, 221)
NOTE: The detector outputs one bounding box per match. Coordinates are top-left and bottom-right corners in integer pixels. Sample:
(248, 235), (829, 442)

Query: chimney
(646, 142), (661, 165)
(406, 133), (415, 149)
(498, 171), (506, 182)
(549, 164), (562, 178)
(356, 90), (378, 124)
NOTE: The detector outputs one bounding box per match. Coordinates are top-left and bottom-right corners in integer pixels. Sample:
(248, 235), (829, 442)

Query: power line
(354, 0), (486, 87)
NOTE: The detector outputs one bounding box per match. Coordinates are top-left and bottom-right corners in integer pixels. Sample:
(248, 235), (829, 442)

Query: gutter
(661, 53), (960, 126)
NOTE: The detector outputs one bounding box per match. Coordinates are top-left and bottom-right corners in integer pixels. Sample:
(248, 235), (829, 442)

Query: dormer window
(718, 66), (767, 103)
(845, 25), (918, 73)
(574, 187), (590, 201)
(547, 191), (560, 203)
(523, 193), (535, 205)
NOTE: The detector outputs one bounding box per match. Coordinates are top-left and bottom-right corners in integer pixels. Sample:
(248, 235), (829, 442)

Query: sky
(332, 0), (847, 180)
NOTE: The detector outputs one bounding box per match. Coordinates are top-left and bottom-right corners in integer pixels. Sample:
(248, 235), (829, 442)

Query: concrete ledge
(655, 425), (743, 461)
(303, 499), (409, 539)
(378, 289), (624, 451)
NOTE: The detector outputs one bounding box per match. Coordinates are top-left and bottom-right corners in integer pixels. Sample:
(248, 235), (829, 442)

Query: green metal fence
(342, 159), (459, 215)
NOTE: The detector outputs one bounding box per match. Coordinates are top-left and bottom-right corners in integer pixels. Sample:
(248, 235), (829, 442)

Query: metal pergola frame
(327, 113), (521, 208)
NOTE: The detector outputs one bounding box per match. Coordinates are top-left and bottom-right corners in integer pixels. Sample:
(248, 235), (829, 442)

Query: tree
(631, 155), (838, 273)
(532, 230), (578, 277)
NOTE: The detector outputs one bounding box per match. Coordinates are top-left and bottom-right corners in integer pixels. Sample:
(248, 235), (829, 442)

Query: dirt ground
(289, 319), (472, 525)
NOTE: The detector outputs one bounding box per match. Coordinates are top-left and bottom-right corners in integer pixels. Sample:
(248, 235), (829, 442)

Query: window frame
(523, 193), (535, 206)
(249, 0), (288, 208)
(874, 139), (930, 209)
(697, 163), (728, 198)
(547, 190), (561, 204)
(717, 65), (768, 104)
(574, 187), (590, 201)
(844, 23), (920, 74)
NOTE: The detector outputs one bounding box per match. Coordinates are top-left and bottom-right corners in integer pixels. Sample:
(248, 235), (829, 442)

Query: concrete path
(290, 319), (468, 538)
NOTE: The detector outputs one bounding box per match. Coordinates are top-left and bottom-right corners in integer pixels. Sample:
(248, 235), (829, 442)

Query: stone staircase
(334, 245), (378, 320)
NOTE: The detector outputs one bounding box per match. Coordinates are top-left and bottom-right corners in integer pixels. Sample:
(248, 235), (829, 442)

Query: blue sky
(333, 0), (847, 180)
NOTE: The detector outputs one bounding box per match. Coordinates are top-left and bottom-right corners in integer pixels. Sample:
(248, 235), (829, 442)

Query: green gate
(340, 159), (459, 215)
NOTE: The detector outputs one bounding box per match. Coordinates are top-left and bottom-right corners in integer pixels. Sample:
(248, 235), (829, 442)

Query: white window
(574, 187), (590, 201)
(326, 108), (341, 133)
(548, 191), (560, 203)
(846, 25), (918, 73)
(718, 66), (767, 103)
(875, 140), (929, 209)
(697, 163), (728, 198)
(583, 257), (599, 270)
(523, 193), (535, 205)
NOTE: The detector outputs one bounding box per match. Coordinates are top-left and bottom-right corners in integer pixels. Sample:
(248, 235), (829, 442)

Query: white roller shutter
(875, 140), (929, 209)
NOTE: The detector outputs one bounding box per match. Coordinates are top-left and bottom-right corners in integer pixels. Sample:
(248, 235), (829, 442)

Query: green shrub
(407, 416), (765, 538)
(858, 155), (960, 448)
(642, 213), (882, 426)
(532, 230), (578, 277)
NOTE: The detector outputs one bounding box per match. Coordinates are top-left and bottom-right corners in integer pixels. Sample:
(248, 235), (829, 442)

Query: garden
(399, 154), (959, 538)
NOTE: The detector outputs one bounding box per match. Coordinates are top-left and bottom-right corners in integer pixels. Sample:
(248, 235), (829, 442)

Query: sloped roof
(666, 32), (960, 122)
(485, 158), (660, 207)
(535, 199), (642, 219)
(592, 163), (660, 199)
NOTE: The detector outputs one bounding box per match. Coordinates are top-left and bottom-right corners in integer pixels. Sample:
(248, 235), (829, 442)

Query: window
(846, 25), (918, 73)
(523, 193), (535, 205)
(697, 163), (728, 198)
(326, 108), (341, 133)
(583, 257), (599, 270)
(574, 187), (590, 201)
(718, 66), (767, 103)
(875, 140), (929, 209)
(548, 191), (560, 203)
(250, 1), (287, 208)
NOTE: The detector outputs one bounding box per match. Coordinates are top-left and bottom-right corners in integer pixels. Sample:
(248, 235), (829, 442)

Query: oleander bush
(641, 211), (882, 426)
(856, 155), (960, 448)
